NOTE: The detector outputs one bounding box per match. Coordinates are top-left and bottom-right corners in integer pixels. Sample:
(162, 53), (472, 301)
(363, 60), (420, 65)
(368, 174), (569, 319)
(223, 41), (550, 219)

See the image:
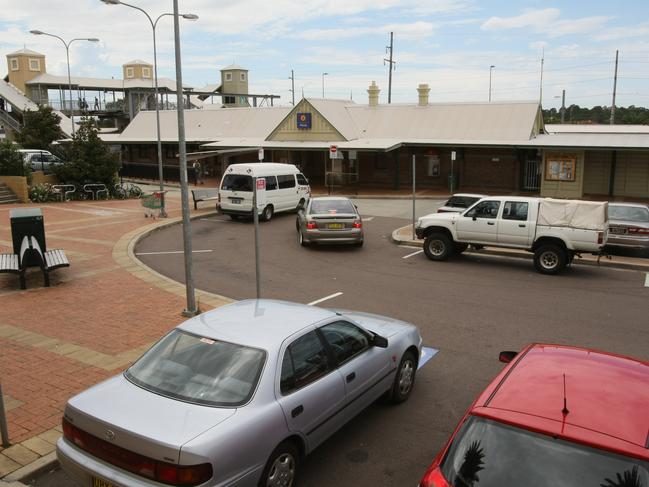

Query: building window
(225, 72), (232, 81)
(142, 67), (151, 79)
(223, 95), (235, 104)
(240, 72), (246, 81)
(10, 58), (19, 71)
(126, 67), (134, 79)
(29, 58), (40, 71)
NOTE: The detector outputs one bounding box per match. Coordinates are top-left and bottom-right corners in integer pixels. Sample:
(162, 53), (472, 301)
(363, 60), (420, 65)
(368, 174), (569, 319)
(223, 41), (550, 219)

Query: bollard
(0, 382), (10, 447)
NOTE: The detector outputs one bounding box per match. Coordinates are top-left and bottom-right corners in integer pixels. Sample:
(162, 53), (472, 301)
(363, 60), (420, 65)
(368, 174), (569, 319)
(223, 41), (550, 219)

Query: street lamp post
(101, 0), (198, 218)
(30, 30), (99, 135)
(489, 65), (495, 102)
(322, 72), (328, 99)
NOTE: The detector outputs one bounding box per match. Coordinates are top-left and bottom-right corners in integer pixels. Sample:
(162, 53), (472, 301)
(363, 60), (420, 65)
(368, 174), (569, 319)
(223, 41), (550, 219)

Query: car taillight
(629, 227), (649, 235)
(419, 467), (450, 487)
(306, 221), (317, 229)
(62, 418), (212, 486)
(353, 220), (362, 228)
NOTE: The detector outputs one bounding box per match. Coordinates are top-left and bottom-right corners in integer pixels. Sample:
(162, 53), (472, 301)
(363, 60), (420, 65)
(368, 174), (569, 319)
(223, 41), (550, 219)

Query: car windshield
(609, 205), (649, 223)
(125, 329), (266, 407)
(221, 174), (253, 192)
(310, 199), (356, 214)
(441, 416), (649, 487)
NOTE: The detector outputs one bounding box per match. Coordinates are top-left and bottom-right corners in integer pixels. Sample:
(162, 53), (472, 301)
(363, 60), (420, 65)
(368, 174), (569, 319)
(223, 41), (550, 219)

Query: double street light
(100, 0), (198, 218)
(29, 30), (99, 135)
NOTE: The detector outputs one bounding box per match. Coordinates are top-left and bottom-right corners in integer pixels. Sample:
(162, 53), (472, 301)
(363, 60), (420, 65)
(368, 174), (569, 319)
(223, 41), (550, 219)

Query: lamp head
(87, 38), (100, 42)
(30, 30), (44, 35)
(101, 0), (121, 4)
(182, 13), (199, 20)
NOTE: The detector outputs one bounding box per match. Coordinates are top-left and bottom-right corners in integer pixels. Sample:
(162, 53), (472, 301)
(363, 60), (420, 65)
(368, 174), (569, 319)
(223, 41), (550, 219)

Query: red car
(419, 344), (649, 487)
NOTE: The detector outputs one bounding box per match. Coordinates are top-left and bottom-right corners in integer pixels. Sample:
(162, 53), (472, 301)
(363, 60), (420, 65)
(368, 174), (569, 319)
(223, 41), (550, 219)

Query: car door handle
(346, 372), (356, 383)
(487, 222), (495, 226)
(291, 405), (304, 418)
(518, 224), (526, 228)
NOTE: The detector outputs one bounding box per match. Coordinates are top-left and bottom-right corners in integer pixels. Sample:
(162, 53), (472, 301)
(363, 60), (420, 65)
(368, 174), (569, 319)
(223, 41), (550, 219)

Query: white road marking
(308, 292), (343, 306)
(135, 250), (213, 256)
(363, 217), (374, 221)
(402, 249), (424, 259)
(200, 218), (229, 222)
(645, 273), (649, 287)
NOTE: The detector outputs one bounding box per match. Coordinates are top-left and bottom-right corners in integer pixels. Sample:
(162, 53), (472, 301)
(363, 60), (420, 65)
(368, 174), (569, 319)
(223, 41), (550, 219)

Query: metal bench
(0, 236), (32, 289)
(191, 188), (219, 210)
(28, 237), (70, 287)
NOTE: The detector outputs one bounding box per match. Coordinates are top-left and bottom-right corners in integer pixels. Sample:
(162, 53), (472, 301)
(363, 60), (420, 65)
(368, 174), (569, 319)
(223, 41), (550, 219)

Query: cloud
(481, 8), (611, 38)
(594, 22), (649, 41)
(295, 21), (436, 41)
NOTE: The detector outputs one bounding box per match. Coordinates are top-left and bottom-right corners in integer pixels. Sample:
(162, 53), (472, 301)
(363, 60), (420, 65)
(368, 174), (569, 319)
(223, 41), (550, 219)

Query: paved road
(36, 200), (649, 487)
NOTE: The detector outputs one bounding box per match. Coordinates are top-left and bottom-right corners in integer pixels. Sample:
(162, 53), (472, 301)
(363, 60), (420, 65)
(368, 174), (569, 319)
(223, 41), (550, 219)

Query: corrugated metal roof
(25, 73), (190, 91)
(0, 79), (38, 111)
(222, 64), (247, 71)
(7, 48), (43, 56)
(545, 124), (649, 134)
(307, 98), (360, 140)
(524, 133), (649, 149)
(124, 60), (151, 66)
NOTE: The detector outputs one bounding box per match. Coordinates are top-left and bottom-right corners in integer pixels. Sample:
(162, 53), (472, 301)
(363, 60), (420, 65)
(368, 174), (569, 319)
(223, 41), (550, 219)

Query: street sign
(257, 178), (266, 190)
(329, 145), (338, 159)
(451, 150), (457, 161)
(258, 148), (264, 161)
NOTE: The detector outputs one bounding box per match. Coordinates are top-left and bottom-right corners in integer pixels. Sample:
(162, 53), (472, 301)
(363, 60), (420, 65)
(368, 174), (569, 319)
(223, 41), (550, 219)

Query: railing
(0, 109), (21, 132)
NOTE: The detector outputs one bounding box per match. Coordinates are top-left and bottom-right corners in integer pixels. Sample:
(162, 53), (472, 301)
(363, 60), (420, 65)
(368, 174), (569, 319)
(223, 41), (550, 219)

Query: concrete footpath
(391, 224), (649, 272)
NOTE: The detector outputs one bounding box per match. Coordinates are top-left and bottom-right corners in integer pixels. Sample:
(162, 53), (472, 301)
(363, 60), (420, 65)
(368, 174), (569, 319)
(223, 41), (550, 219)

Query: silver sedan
(606, 202), (649, 252)
(296, 197), (364, 247)
(57, 299), (422, 487)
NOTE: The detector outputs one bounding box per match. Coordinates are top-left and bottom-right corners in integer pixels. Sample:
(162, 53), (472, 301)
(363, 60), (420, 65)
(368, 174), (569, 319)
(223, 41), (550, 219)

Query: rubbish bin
(10, 208), (45, 266)
(447, 171), (460, 192)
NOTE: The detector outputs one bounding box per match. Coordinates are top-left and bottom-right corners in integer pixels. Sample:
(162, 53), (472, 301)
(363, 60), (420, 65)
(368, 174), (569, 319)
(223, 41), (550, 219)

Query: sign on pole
(258, 148), (264, 162)
(257, 178), (266, 190)
(329, 145), (338, 159)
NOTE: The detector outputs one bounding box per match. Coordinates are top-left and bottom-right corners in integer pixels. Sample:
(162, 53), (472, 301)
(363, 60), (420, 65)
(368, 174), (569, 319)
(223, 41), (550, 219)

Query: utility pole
(539, 48), (545, 106)
(384, 32), (395, 103)
(610, 50), (619, 125)
(561, 89), (566, 124)
(289, 69), (295, 106)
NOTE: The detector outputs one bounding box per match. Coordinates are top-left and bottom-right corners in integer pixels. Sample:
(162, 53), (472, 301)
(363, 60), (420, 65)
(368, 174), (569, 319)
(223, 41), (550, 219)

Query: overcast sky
(1, 0), (648, 109)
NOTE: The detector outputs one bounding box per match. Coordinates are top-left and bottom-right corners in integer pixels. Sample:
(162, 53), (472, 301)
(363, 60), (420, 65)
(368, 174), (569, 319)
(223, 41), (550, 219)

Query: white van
(218, 163), (310, 221)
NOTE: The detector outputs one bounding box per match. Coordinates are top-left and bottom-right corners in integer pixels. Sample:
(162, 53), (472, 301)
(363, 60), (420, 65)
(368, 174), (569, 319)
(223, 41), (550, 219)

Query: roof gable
(267, 98), (349, 142)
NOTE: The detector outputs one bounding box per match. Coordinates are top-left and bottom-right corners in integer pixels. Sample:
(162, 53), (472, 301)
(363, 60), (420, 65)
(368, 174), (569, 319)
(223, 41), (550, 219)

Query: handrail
(83, 183), (108, 200)
(0, 109), (21, 132)
(51, 184), (76, 202)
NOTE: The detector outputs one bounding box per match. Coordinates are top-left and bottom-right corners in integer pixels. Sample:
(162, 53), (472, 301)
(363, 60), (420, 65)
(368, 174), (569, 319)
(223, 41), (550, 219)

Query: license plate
(610, 227), (627, 235)
(230, 198), (242, 204)
(92, 477), (118, 487)
(327, 223), (344, 229)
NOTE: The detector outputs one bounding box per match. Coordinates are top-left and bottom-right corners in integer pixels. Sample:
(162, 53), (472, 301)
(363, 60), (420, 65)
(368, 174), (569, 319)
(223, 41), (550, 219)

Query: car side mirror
(472, 216), (477, 221)
(499, 351), (517, 363)
(372, 334), (388, 348)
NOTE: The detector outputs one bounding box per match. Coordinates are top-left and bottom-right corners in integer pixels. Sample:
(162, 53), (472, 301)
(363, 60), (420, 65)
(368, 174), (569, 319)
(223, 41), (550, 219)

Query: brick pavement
(0, 191), (231, 478)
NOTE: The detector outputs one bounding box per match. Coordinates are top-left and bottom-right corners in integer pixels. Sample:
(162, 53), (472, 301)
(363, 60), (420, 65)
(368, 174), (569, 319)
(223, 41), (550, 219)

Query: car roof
(178, 299), (336, 351)
(311, 196), (352, 201)
(609, 202), (649, 209)
(224, 163), (299, 175)
(449, 193), (487, 198)
(475, 344), (649, 453)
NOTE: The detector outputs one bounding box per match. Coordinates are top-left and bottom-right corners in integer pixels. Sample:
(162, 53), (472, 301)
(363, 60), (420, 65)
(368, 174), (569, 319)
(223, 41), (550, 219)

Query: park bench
(29, 237), (70, 287)
(0, 236), (33, 289)
(191, 188), (219, 210)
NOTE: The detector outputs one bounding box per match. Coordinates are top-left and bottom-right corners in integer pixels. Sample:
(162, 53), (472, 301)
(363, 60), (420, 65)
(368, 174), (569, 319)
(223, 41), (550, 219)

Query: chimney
(417, 84), (430, 106)
(367, 81), (380, 107)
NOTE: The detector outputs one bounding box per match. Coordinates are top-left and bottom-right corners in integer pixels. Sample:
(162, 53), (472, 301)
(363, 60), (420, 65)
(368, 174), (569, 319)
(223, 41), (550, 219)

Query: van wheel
(423, 233), (453, 261)
(261, 205), (274, 222)
(534, 244), (566, 275)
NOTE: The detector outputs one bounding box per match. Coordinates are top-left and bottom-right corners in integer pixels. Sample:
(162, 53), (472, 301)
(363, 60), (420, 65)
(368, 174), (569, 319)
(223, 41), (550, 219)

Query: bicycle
(114, 182), (143, 199)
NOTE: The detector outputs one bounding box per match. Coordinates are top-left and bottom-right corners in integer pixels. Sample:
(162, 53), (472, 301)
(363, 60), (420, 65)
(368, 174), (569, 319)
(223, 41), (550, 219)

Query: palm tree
(456, 440), (486, 487)
(600, 466), (644, 487)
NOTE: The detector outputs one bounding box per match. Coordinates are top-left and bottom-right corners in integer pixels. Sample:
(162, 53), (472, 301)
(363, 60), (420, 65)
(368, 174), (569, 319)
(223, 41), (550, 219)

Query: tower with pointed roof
(220, 64), (248, 107)
(6, 48), (46, 94)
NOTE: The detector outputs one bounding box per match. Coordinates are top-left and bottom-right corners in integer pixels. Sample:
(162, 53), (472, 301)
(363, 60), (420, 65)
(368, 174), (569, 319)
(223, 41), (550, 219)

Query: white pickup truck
(415, 196), (608, 274)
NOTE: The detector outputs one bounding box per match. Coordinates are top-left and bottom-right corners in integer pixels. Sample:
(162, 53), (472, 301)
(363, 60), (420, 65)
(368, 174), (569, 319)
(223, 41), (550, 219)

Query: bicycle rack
(83, 183), (108, 200)
(51, 184), (76, 202)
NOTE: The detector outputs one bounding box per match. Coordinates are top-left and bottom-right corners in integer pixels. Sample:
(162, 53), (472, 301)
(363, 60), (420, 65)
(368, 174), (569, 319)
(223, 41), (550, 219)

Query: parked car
(606, 202), (649, 252)
(419, 343), (649, 487)
(296, 196), (364, 247)
(58, 299), (422, 487)
(18, 149), (63, 174)
(437, 193), (486, 213)
(218, 163), (310, 222)
(416, 196), (609, 274)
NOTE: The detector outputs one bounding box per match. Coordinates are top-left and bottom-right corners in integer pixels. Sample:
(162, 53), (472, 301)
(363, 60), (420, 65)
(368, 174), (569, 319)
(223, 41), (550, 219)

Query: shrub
(29, 183), (58, 203)
(0, 139), (30, 177)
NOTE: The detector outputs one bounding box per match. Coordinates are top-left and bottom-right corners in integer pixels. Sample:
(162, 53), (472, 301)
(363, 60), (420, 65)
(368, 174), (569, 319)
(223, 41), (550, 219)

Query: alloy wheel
(266, 453), (295, 487)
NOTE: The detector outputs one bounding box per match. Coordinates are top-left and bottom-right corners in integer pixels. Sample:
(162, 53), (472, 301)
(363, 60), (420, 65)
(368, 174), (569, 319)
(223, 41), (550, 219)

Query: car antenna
(562, 373), (569, 415)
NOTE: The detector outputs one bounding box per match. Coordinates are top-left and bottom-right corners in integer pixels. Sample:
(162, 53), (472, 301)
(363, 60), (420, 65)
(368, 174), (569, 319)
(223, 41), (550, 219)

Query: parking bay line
(307, 292), (343, 306)
(645, 273), (649, 287)
(402, 249), (424, 259)
(135, 250), (213, 256)
(418, 347), (439, 369)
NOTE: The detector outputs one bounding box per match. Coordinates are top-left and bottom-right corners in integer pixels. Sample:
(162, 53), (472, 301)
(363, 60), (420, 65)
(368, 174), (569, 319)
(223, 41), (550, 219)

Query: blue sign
(297, 112), (312, 129)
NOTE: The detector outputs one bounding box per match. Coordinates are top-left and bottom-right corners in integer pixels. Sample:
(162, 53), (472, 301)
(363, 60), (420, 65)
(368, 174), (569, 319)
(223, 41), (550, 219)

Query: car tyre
(298, 231), (308, 247)
(229, 214), (239, 221)
(262, 205), (274, 222)
(390, 350), (417, 403)
(533, 244), (566, 275)
(423, 233), (453, 261)
(259, 441), (299, 487)
(354, 240), (364, 248)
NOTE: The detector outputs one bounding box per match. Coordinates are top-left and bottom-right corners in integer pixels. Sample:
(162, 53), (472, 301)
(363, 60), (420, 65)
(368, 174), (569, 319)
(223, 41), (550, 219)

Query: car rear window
(441, 416), (649, 487)
(125, 329), (266, 407)
(609, 205), (649, 222)
(221, 174), (253, 192)
(310, 199), (356, 214)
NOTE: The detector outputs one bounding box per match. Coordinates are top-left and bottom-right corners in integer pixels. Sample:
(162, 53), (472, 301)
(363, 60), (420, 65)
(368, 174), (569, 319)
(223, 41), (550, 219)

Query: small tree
(15, 105), (64, 150)
(52, 118), (119, 191)
(0, 139), (29, 176)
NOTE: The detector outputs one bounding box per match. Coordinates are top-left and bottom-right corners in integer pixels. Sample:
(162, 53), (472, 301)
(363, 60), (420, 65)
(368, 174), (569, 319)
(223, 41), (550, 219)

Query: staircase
(0, 182), (20, 204)
(0, 109), (22, 132)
